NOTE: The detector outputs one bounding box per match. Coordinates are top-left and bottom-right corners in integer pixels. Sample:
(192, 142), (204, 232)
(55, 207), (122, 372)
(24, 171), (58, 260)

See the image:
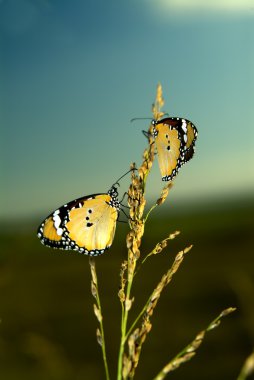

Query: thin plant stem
(127, 245), (192, 343)
(117, 254), (137, 379)
(89, 259), (110, 380)
(126, 295), (151, 339)
(144, 204), (157, 223)
(152, 307), (236, 380)
(96, 291), (110, 380)
(117, 84), (164, 379)
(117, 161), (150, 378)
(237, 350), (254, 380)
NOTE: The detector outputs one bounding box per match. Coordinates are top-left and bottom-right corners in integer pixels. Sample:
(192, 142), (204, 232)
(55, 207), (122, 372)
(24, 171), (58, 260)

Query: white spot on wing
(56, 227), (63, 236)
(53, 214), (61, 229)
(181, 119), (187, 132)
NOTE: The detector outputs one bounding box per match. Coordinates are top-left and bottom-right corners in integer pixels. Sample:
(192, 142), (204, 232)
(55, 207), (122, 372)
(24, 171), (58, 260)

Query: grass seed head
(96, 328), (102, 347)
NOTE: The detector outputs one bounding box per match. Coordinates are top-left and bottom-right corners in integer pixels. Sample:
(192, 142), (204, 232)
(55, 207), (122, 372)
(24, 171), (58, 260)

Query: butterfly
(150, 117), (198, 181)
(37, 179), (126, 256)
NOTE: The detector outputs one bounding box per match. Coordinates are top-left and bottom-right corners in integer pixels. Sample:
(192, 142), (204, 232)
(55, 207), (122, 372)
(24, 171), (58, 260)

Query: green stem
(141, 251), (153, 266)
(96, 288), (110, 380)
(236, 349), (254, 380)
(152, 308), (236, 380)
(117, 145), (153, 379)
(90, 260), (110, 380)
(144, 204), (157, 223)
(117, 274), (134, 380)
(126, 295), (151, 338)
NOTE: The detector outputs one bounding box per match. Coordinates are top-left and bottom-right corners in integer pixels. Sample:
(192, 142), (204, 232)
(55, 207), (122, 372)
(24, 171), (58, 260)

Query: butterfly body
(37, 186), (120, 256)
(151, 117), (198, 181)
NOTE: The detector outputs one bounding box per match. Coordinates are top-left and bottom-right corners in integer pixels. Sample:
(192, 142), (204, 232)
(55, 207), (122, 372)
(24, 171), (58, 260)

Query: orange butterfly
(150, 117), (198, 181)
(37, 169), (134, 256)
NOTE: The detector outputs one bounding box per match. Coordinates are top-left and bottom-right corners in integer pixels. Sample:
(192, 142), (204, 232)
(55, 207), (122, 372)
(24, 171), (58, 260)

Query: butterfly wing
(182, 120), (198, 162)
(37, 194), (119, 256)
(153, 118), (197, 181)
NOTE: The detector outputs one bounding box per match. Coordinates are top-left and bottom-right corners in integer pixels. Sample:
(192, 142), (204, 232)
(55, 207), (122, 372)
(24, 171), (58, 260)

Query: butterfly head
(108, 184), (119, 200)
(151, 119), (159, 137)
(107, 183), (121, 211)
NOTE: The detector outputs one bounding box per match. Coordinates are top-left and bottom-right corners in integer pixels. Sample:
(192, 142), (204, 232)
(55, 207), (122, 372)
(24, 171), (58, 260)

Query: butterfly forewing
(41, 216), (63, 244)
(155, 123), (183, 181)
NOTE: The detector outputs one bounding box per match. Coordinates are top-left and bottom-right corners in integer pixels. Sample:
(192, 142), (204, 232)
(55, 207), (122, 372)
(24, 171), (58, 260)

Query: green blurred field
(0, 198), (253, 380)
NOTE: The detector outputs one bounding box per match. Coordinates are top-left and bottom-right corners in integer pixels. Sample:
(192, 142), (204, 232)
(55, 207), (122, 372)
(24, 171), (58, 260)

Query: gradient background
(0, 1), (254, 379)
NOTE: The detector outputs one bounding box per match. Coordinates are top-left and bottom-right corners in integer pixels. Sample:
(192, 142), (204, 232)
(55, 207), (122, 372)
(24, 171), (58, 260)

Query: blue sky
(1, 0), (253, 219)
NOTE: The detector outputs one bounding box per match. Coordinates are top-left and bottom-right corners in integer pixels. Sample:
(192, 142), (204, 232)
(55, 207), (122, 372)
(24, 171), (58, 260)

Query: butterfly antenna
(130, 117), (153, 123)
(130, 113), (169, 124)
(112, 168), (137, 187)
(114, 168), (138, 186)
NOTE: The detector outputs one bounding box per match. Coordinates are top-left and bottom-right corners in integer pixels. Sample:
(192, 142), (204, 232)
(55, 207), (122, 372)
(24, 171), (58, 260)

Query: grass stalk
(237, 350), (254, 380)
(89, 258), (110, 380)
(126, 243), (189, 339)
(117, 164), (146, 379)
(117, 84), (165, 379)
(117, 271), (135, 380)
(152, 307), (236, 380)
(88, 83), (236, 380)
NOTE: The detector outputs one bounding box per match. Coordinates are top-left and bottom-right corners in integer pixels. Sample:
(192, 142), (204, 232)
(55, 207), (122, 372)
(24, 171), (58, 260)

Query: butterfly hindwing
(183, 120), (197, 162)
(152, 117), (198, 181)
(64, 194), (118, 253)
(37, 193), (120, 256)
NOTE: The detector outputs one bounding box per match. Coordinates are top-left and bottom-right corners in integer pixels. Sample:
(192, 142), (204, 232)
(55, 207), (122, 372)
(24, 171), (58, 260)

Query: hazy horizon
(1, 0), (253, 220)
